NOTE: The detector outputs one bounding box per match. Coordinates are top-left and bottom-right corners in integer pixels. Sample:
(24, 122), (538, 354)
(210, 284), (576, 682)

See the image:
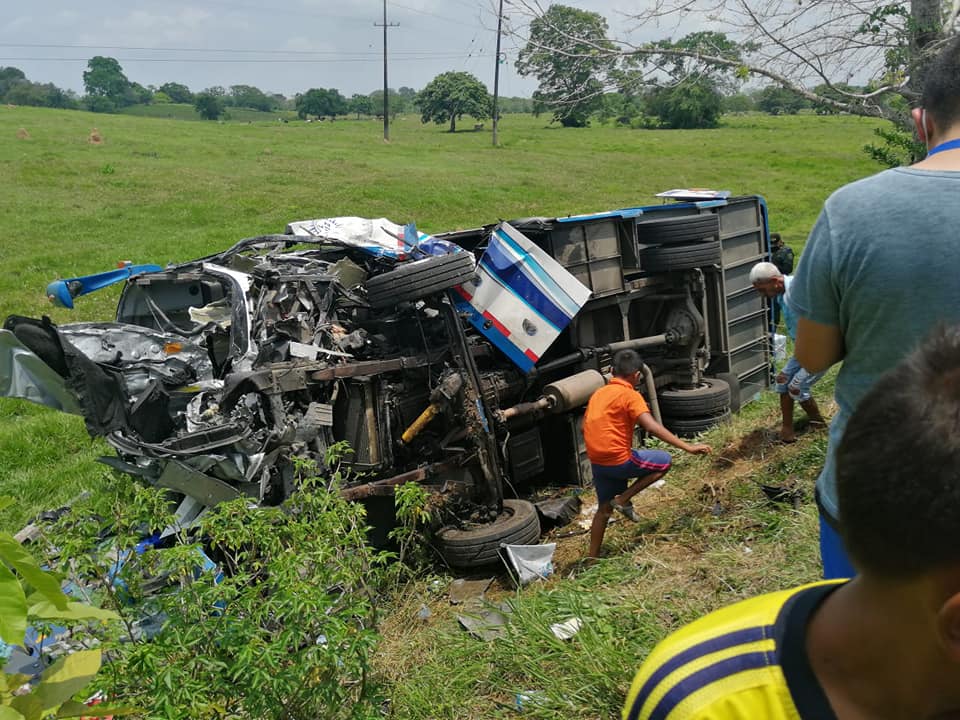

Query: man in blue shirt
(751, 262), (826, 443)
(791, 36), (960, 579)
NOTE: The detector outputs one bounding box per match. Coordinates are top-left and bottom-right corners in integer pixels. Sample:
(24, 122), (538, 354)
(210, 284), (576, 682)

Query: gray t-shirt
(790, 166), (960, 522)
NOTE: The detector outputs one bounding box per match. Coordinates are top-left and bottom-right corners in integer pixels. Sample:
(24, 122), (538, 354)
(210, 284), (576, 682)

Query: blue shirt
(779, 275), (798, 341)
(790, 167), (960, 521)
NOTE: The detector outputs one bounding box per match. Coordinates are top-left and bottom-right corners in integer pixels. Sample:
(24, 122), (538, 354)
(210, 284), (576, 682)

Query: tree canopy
(508, 0), (957, 131)
(417, 71), (490, 132)
(83, 56), (130, 107)
(159, 82), (193, 104)
(194, 91), (225, 120)
(229, 85), (274, 111)
(648, 77), (724, 128)
(295, 88), (348, 119)
(516, 4), (616, 127)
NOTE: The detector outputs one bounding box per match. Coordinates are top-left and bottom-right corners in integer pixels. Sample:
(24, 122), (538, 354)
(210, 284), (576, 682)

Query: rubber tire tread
(714, 372), (742, 413)
(663, 410), (732, 438)
(437, 499), (541, 568)
(636, 215), (719, 244)
(657, 378), (730, 418)
(640, 240), (722, 272)
(366, 252), (475, 309)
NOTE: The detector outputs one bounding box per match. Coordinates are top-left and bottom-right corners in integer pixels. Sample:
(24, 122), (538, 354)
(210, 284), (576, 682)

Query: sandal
(611, 500), (642, 522)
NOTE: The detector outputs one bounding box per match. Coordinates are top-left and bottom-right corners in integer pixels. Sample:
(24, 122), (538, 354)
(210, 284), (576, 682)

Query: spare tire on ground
(365, 252), (476, 309)
(436, 498), (541, 569)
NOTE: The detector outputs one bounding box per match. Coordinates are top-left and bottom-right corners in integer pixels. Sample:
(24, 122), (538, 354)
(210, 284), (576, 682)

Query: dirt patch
(88, 128), (103, 145)
(16, 128), (29, 140)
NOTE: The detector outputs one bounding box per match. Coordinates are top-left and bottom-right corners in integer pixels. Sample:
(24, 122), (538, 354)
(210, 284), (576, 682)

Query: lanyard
(926, 138), (960, 157)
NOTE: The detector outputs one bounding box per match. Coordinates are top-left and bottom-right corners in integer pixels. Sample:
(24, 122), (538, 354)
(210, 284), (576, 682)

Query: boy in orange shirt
(583, 350), (711, 558)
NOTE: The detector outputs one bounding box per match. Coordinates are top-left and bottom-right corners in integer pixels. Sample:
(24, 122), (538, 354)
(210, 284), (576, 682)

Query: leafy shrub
(48, 447), (390, 720)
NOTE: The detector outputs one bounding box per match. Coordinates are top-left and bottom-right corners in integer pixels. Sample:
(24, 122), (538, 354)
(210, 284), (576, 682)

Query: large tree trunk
(449, 116), (456, 132)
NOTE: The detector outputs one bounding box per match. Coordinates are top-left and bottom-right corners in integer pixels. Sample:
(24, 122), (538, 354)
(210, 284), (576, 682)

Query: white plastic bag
(501, 543), (556, 585)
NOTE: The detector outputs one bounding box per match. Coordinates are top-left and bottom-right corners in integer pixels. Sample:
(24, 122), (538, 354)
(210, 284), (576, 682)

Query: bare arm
(637, 413), (711, 454)
(795, 317), (844, 373)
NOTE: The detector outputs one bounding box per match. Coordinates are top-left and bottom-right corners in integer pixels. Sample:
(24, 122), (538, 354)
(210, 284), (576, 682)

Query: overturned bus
(0, 194), (771, 567)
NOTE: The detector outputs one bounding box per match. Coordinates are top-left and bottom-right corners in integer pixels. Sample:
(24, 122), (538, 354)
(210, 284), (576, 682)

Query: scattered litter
(16, 127), (29, 140)
(88, 128), (103, 145)
(550, 617), (583, 640)
(417, 604), (431, 622)
(535, 496), (581, 530)
(577, 503), (597, 530)
(501, 543), (555, 586)
(743, 545), (753, 554)
(457, 598), (511, 641)
(448, 577), (493, 605)
(650, 479), (667, 490)
(515, 690), (545, 710)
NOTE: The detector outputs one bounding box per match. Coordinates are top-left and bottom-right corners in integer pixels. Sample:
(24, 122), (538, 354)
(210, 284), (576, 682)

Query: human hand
(686, 443), (712, 455)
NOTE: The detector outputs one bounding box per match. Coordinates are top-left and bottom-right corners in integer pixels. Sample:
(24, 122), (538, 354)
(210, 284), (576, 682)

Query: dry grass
(376, 377), (834, 718)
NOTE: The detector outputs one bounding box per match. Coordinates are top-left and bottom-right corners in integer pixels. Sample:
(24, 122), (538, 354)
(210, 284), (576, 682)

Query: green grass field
(1, 105), (878, 717)
(118, 102), (298, 123)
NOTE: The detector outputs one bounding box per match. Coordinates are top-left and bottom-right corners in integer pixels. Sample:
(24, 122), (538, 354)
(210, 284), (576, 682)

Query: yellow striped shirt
(623, 581), (844, 720)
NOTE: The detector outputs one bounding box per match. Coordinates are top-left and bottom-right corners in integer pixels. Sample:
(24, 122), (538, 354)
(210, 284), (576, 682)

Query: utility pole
(491, 0), (504, 147)
(375, 0), (399, 142)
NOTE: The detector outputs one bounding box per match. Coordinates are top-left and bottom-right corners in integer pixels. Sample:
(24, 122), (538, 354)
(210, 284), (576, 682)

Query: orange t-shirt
(583, 377), (650, 465)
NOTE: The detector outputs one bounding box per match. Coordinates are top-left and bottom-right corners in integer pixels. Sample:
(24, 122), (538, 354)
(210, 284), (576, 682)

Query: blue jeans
(775, 356), (825, 402)
(819, 512), (855, 579)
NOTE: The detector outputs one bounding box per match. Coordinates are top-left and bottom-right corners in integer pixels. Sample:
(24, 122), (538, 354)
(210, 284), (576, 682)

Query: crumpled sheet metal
(0, 329), (82, 413)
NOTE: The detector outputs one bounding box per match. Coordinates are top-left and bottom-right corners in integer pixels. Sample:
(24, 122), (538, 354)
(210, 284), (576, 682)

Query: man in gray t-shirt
(791, 36), (960, 579)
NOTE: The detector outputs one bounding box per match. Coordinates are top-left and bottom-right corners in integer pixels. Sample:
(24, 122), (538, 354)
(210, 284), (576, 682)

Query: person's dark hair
(837, 324), (960, 577)
(770, 232), (782, 247)
(922, 36), (960, 129)
(612, 349), (642, 378)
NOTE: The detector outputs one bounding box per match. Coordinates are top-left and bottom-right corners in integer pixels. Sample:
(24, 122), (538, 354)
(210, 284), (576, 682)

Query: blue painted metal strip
(482, 241), (568, 330)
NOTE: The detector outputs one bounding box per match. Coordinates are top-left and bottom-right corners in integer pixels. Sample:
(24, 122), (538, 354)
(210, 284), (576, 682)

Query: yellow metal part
(401, 402), (441, 444)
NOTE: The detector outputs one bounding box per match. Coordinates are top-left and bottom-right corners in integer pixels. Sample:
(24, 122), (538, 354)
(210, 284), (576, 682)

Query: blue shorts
(591, 449), (672, 504)
(819, 511), (856, 580)
(775, 356), (825, 402)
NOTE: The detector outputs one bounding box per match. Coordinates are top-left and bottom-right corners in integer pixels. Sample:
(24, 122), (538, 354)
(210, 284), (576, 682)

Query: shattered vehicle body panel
(1, 197), (773, 560)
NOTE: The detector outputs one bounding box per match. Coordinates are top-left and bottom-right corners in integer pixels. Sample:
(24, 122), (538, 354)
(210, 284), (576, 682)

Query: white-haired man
(751, 261), (826, 442)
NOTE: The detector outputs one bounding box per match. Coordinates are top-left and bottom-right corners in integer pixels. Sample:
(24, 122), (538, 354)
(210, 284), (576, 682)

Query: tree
(757, 86), (810, 115)
(295, 88), (348, 119)
(417, 71), (490, 132)
(515, 5), (617, 127)
(648, 76), (724, 128)
(195, 91), (225, 120)
(509, 0), (956, 132)
(397, 85), (418, 113)
(126, 81), (153, 105)
(159, 82), (193, 104)
(349, 93), (374, 118)
(83, 56), (131, 107)
(369, 89), (402, 119)
(229, 84), (273, 111)
(722, 93), (756, 114)
(0, 66), (26, 97)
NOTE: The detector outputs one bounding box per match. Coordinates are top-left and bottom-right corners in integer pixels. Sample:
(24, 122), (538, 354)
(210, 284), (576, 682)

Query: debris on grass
(16, 127), (29, 140)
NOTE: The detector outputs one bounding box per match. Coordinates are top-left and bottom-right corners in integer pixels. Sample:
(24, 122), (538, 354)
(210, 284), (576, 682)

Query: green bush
(48, 449), (391, 720)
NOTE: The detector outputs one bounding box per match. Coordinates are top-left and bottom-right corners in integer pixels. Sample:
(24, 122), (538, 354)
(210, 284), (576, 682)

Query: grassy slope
(1, 106), (876, 715)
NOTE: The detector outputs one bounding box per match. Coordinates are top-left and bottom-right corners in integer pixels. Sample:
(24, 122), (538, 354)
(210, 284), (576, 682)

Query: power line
(389, 1), (481, 28)
(0, 55), (489, 64)
(0, 42), (479, 57)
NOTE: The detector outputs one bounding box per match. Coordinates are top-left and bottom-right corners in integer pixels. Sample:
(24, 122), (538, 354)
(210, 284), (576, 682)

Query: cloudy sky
(0, 0), (661, 99)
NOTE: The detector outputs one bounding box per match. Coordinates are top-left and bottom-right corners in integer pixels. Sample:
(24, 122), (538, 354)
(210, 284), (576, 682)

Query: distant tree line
(0, 56), (534, 124)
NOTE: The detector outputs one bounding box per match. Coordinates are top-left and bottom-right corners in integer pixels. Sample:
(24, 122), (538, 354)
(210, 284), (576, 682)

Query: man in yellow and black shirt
(624, 324), (960, 719)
